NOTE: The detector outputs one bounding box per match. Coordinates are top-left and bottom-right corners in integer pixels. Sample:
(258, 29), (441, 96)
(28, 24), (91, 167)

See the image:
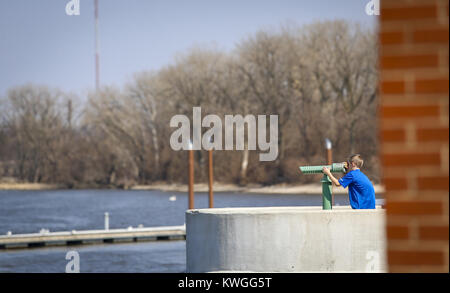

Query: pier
(0, 225), (186, 249)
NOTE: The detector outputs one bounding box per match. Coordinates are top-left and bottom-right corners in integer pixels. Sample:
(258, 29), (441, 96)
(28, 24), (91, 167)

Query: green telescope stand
(299, 163), (347, 210)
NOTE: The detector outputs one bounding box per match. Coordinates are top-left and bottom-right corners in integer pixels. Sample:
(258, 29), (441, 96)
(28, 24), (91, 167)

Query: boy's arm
(322, 167), (341, 186)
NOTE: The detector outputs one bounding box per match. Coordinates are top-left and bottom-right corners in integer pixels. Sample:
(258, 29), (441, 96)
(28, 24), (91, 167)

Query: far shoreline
(0, 182), (385, 195)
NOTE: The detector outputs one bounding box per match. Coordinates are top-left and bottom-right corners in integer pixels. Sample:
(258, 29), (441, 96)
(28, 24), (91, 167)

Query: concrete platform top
(186, 205), (384, 215)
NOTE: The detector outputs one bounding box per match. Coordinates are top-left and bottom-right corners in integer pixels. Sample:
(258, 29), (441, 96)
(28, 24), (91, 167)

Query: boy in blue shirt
(322, 154), (376, 209)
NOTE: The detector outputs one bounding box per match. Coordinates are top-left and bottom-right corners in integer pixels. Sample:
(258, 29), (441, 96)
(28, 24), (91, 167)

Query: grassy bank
(0, 183), (62, 190)
(0, 181), (385, 195)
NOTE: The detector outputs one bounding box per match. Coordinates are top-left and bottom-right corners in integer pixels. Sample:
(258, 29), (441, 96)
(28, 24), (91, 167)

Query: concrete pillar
(186, 206), (386, 272)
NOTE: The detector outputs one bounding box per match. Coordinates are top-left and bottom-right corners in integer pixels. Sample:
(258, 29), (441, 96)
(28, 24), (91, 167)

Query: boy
(322, 154), (376, 209)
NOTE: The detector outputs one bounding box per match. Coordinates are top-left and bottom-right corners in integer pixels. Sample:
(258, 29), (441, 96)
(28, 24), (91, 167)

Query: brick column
(379, 0), (449, 272)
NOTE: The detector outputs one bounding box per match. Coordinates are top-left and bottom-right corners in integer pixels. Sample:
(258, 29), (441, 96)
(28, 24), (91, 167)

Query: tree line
(0, 20), (380, 188)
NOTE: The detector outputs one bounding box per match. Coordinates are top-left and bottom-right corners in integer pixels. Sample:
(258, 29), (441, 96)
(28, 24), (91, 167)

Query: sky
(0, 0), (377, 98)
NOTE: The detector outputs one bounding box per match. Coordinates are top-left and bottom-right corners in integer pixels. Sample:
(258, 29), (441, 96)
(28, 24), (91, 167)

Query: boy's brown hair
(348, 154), (364, 168)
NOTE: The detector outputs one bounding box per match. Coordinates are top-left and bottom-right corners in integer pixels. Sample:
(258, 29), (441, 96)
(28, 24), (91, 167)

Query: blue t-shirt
(338, 169), (375, 209)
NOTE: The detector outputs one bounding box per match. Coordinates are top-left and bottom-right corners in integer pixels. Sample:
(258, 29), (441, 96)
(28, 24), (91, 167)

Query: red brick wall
(379, 0), (449, 272)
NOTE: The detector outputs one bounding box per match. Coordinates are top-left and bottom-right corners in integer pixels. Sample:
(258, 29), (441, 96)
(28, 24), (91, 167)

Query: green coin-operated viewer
(298, 163), (347, 210)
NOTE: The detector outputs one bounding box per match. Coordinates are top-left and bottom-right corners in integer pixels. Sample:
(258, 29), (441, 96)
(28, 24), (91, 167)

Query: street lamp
(324, 138), (333, 206)
(188, 141), (194, 210)
(208, 137), (214, 208)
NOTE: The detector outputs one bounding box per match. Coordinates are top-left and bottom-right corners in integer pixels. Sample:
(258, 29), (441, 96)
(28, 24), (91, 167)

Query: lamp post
(208, 147), (214, 208)
(104, 212), (109, 230)
(188, 142), (194, 210)
(324, 138), (333, 206)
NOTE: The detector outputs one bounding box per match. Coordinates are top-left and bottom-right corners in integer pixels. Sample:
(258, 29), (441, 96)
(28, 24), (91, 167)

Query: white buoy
(169, 195), (177, 201)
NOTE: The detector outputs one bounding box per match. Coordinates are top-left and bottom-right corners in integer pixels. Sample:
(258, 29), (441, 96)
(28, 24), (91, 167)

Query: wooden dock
(0, 225), (186, 249)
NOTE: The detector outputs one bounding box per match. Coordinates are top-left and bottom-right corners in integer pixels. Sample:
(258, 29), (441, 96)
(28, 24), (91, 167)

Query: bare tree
(300, 21), (378, 154)
(84, 87), (146, 185)
(3, 85), (65, 182)
(125, 72), (169, 177)
(236, 30), (301, 181)
(159, 48), (232, 181)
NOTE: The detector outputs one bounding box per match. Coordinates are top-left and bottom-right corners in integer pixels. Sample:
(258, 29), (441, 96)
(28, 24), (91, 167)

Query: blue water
(0, 189), (380, 272)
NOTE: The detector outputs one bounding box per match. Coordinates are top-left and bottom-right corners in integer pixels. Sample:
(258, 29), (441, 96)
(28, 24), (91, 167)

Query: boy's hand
(322, 166), (331, 176)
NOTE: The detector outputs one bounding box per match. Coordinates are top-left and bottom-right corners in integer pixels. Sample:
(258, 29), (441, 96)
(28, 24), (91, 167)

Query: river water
(0, 189), (382, 272)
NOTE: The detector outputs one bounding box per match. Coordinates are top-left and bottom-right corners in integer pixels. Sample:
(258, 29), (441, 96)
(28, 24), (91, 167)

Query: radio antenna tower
(94, 0), (100, 91)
